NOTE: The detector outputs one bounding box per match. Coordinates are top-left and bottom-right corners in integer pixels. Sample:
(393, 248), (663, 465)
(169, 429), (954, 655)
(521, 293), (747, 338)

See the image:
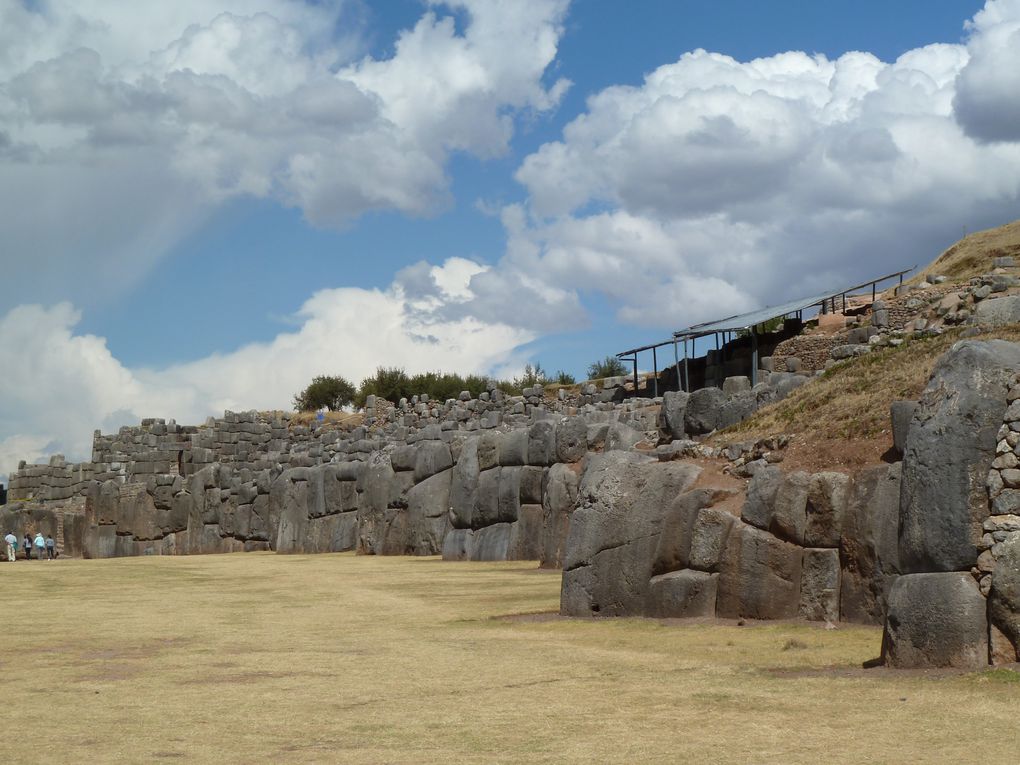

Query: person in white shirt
(3, 532), (15, 562)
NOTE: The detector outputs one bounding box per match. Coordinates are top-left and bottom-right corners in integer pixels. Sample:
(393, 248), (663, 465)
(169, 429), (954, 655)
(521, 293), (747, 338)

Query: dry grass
(284, 410), (364, 428)
(720, 325), (1020, 447)
(1, 553), (1018, 764)
(916, 218), (1020, 282)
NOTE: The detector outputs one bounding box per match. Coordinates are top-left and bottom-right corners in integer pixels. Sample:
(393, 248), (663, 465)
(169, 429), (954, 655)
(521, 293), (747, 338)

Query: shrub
(293, 375), (357, 412)
(586, 355), (628, 380)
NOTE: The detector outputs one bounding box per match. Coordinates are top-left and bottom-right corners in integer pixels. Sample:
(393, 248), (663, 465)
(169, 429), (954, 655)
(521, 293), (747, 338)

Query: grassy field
(1, 553), (1017, 764)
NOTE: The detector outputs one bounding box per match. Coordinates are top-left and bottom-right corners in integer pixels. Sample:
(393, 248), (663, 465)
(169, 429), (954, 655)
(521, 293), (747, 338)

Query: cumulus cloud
(497, 1), (1020, 331)
(0, 0), (570, 307)
(0, 258), (534, 479)
(954, 0), (1020, 142)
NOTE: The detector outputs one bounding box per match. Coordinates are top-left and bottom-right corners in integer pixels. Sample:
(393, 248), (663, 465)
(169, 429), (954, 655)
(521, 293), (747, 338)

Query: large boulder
(799, 548), (840, 622)
(840, 463), (902, 624)
(900, 340), (1020, 573)
(716, 522), (803, 620)
(356, 453), (401, 555)
(882, 572), (988, 668)
(560, 452), (700, 616)
(555, 418), (588, 463)
(541, 463), (580, 569)
(661, 391), (690, 439)
(646, 570), (718, 618)
(741, 465), (782, 530)
(652, 488), (728, 575)
(988, 534), (1020, 662)
(684, 387), (726, 434)
(769, 471), (811, 545)
(973, 295), (1020, 326)
(406, 469), (452, 555)
(448, 437), (479, 529)
(805, 472), (849, 548)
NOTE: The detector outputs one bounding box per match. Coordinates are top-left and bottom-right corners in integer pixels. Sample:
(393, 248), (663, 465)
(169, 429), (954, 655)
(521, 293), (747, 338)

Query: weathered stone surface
(476, 431), (501, 472)
(769, 471), (811, 545)
(606, 422), (644, 452)
(389, 444), (417, 472)
(973, 295), (1020, 326)
(406, 469), (452, 555)
(988, 534), (1020, 662)
(541, 463), (580, 569)
(509, 504), (544, 560)
(684, 387), (726, 434)
(900, 340), (1020, 573)
(449, 437), (479, 529)
(497, 466), (522, 524)
(414, 440), (453, 483)
(470, 522), (512, 561)
(741, 465), (782, 530)
(472, 468), (501, 529)
(716, 522), (803, 620)
(442, 528), (473, 561)
(688, 506), (737, 572)
(890, 400), (918, 457)
(499, 430), (529, 467)
(805, 472), (849, 547)
(717, 390), (758, 430)
(652, 488), (725, 576)
(519, 466), (545, 505)
(555, 417), (588, 463)
(661, 391), (690, 440)
(840, 463), (902, 625)
(646, 570), (718, 618)
(560, 452), (700, 616)
(800, 548), (840, 622)
(882, 572), (988, 669)
(527, 421), (556, 467)
(356, 452), (400, 555)
(722, 376), (751, 396)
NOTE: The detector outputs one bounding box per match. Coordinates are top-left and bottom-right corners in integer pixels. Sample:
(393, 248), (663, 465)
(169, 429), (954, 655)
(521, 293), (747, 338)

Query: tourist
(45, 535), (56, 559)
(23, 533), (32, 560)
(34, 532), (46, 560)
(3, 531), (16, 562)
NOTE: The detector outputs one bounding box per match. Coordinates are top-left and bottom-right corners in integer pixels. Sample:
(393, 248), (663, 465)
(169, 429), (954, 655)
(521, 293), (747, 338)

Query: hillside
(711, 217), (1020, 470)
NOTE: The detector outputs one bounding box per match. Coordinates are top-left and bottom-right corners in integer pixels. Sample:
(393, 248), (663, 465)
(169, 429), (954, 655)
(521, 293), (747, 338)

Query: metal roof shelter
(616, 267), (914, 396)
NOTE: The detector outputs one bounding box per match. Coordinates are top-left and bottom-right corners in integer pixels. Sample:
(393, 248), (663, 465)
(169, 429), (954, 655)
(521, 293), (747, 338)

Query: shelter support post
(751, 325), (759, 387)
(672, 340), (680, 392)
(652, 346), (658, 398)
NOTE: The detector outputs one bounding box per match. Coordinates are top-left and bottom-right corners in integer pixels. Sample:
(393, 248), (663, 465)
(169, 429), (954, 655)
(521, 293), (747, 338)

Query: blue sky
(1, 0), (1018, 475)
(78, 0), (989, 370)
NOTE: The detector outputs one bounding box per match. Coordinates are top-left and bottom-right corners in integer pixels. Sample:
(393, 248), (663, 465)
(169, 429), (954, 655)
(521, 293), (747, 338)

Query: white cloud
(954, 0), (1020, 142)
(0, 0), (570, 307)
(500, 2), (1020, 330)
(0, 259), (534, 479)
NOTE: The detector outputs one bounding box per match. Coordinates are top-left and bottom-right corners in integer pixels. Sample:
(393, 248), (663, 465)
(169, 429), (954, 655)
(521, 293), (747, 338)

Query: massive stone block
(883, 573), (988, 668)
(357, 452), (400, 555)
(449, 437), (479, 530)
(716, 522), (803, 620)
(555, 417), (587, 464)
(406, 469), (452, 555)
(799, 548), (840, 622)
(988, 534), (1020, 662)
(499, 430), (529, 467)
(840, 463), (901, 625)
(684, 387), (726, 435)
(688, 506), (737, 572)
(527, 421), (556, 467)
(472, 468), (501, 529)
(414, 440), (453, 483)
(652, 489), (728, 576)
(741, 465), (782, 530)
(661, 391), (690, 440)
(900, 340), (1020, 572)
(541, 462), (580, 569)
(769, 471), (811, 545)
(470, 523), (512, 561)
(442, 528), (474, 561)
(805, 472), (849, 548)
(509, 505), (544, 560)
(646, 570), (718, 618)
(560, 452), (700, 616)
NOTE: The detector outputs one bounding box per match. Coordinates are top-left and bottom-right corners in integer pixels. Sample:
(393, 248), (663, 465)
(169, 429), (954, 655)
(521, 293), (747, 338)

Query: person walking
(33, 532), (46, 561)
(45, 535), (56, 559)
(3, 532), (16, 562)
(23, 533), (32, 560)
